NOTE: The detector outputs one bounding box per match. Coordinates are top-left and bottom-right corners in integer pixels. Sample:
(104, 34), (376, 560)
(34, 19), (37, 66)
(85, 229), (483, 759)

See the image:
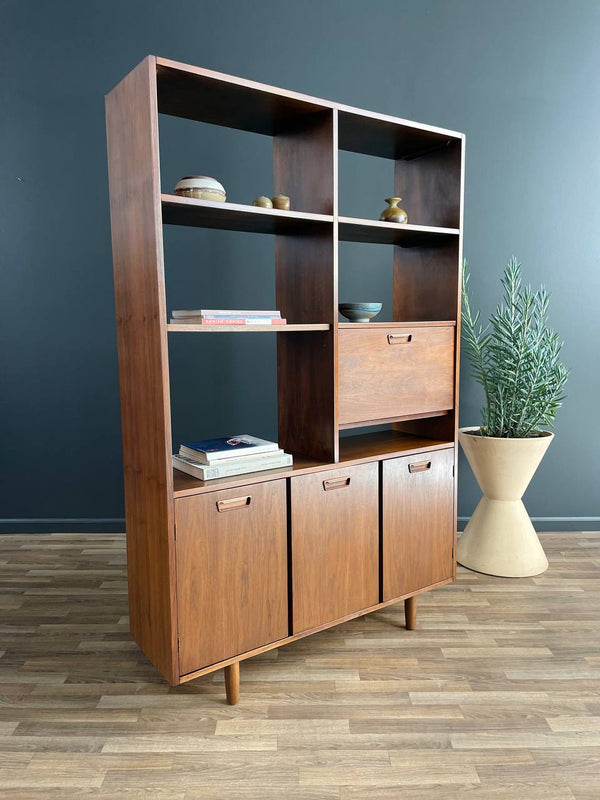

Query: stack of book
(173, 435), (293, 481)
(170, 309), (286, 326)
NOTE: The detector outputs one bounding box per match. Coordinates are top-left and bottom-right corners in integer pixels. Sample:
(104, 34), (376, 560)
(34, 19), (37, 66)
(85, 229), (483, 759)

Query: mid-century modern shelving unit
(106, 56), (464, 704)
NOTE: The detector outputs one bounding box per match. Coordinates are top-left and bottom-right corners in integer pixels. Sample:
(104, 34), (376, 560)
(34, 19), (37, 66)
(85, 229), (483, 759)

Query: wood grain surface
(382, 449), (454, 600)
(172, 432), (454, 498)
(105, 56), (179, 684)
(393, 240), (460, 323)
(338, 326), (455, 425)
(155, 56), (463, 144)
(175, 482), (288, 674)
(107, 56), (465, 694)
(338, 216), (458, 246)
(275, 108), (338, 462)
(394, 139), (462, 228)
(0, 532), (599, 797)
(162, 193), (333, 233)
(290, 463), (379, 633)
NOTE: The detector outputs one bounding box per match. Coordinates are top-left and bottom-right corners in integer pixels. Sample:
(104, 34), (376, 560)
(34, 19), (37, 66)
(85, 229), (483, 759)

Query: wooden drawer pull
(387, 333), (412, 345)
(408, 460), (432, 473)
(323, 476), (351, 491)
(216, 495), (252, 512)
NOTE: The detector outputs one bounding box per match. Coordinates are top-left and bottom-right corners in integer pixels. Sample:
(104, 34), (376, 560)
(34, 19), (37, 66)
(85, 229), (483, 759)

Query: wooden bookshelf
(106, 56), (464, 703)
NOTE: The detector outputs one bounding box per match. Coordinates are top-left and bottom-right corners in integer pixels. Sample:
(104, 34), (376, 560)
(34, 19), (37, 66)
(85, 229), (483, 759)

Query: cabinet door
(338, 325), (455, 425)
(382, 448), (454, 601)
(175, 480), (288, 675)
(291, 462), (378, 634)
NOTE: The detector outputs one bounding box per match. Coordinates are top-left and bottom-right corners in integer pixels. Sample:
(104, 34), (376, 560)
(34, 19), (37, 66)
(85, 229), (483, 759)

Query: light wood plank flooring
(0, 532), (599, 798)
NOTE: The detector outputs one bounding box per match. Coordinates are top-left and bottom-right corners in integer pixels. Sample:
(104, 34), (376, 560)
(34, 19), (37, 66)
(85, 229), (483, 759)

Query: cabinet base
(177, 579), (451, 688)
(173, 583), (450, 701)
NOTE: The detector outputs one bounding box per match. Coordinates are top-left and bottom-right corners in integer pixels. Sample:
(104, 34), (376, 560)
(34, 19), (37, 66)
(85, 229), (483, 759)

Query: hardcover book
(180, 434), (279, 464)
(171, 317), (287, 325)
(173, 452), (293, 480)
(172, 309), (281, 318)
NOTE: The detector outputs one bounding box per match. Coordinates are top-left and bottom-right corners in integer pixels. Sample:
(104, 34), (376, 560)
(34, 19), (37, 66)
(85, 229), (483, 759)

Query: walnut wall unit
(106, 56), (464, 703)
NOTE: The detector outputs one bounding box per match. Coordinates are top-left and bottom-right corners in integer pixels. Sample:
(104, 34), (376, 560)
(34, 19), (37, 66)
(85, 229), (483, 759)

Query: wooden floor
(0, 533), (599, 799)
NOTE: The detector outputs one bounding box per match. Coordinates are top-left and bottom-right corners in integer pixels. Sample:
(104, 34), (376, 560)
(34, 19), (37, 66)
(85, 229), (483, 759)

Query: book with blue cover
(180, 434), (279, 464)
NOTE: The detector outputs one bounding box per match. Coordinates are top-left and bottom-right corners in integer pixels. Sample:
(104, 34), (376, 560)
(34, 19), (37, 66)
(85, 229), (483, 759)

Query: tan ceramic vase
(379, 197), (408, 223)
(458, 427), (554, 577)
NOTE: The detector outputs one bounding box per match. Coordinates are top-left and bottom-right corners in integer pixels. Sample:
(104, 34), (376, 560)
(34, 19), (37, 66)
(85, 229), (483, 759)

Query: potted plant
(459, 257), (568, 577)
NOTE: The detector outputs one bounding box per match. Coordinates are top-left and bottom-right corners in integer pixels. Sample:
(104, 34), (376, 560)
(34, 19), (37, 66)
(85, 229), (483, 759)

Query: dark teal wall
(2, 0), (598, 530)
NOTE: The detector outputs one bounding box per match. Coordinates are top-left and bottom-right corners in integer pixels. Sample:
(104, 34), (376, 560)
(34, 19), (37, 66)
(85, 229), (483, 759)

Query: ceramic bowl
(174, 176), (226, 202)
(339, 302), (382, 323)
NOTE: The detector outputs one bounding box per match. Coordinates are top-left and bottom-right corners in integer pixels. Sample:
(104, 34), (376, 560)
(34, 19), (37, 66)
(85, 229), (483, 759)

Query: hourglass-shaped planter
(458, 427), (554, 577)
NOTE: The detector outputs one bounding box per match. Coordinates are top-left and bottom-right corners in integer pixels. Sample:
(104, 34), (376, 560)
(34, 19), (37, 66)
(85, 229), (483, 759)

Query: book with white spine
(171, 317), (287, 325)
(173, 452), (293, 481)
(172, 309), (281, 318)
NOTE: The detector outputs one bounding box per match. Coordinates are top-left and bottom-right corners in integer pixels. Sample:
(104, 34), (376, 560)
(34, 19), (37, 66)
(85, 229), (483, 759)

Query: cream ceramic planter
(458, 427), (554, 577)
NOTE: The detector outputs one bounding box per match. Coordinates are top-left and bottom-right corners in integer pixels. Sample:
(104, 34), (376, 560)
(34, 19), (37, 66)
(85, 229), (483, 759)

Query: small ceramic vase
(253, 196), (273, 208)
(379, 197), (408, 224)
(174, 176), (226, 202)
(272, 195), (290, 210)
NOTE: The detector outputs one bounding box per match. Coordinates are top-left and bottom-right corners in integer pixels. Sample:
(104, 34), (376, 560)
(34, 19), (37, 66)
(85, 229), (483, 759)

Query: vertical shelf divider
(392, 139), (465, 556)
(105, 56), (178, 683)
(275, 109), (339, 462)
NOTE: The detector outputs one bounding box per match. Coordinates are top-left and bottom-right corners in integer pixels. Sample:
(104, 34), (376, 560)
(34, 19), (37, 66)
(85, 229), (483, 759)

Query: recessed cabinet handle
(387, 333), (413, 345)
(323, 476), (351, 491)
(216, 495), (252, 512)
(408, 461), (432, 474)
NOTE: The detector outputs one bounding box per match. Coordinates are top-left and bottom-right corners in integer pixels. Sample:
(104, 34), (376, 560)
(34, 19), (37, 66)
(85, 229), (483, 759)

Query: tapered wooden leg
(224, 661), (240, 705)
(405, 596), (417, 630)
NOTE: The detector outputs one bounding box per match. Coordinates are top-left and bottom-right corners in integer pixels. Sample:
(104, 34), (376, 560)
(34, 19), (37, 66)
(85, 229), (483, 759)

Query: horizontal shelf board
(337, 320), (456, 328)
(155, 57), (463, 143)
(338, 216), (459, 246)
(338, 410), (450, 431)
(161, 194), (333, 233)
(172, 431), (453, 497)
(338, 430), (453, 461)
(157, 60), (329, 134)
(338, 108), (461, 160)
(167, 323), (330, 333)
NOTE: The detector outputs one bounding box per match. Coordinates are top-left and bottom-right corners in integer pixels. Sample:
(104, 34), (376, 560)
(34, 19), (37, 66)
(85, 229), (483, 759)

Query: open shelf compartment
(162, 194), (333, 234)
(337, 107), (461, 160)
(337, 108), (463, 230)
(338, 216), (458, 247)
(157, 57), (330, 136)
(172, 429), (454, 497)
(157, 60), (336, 218)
